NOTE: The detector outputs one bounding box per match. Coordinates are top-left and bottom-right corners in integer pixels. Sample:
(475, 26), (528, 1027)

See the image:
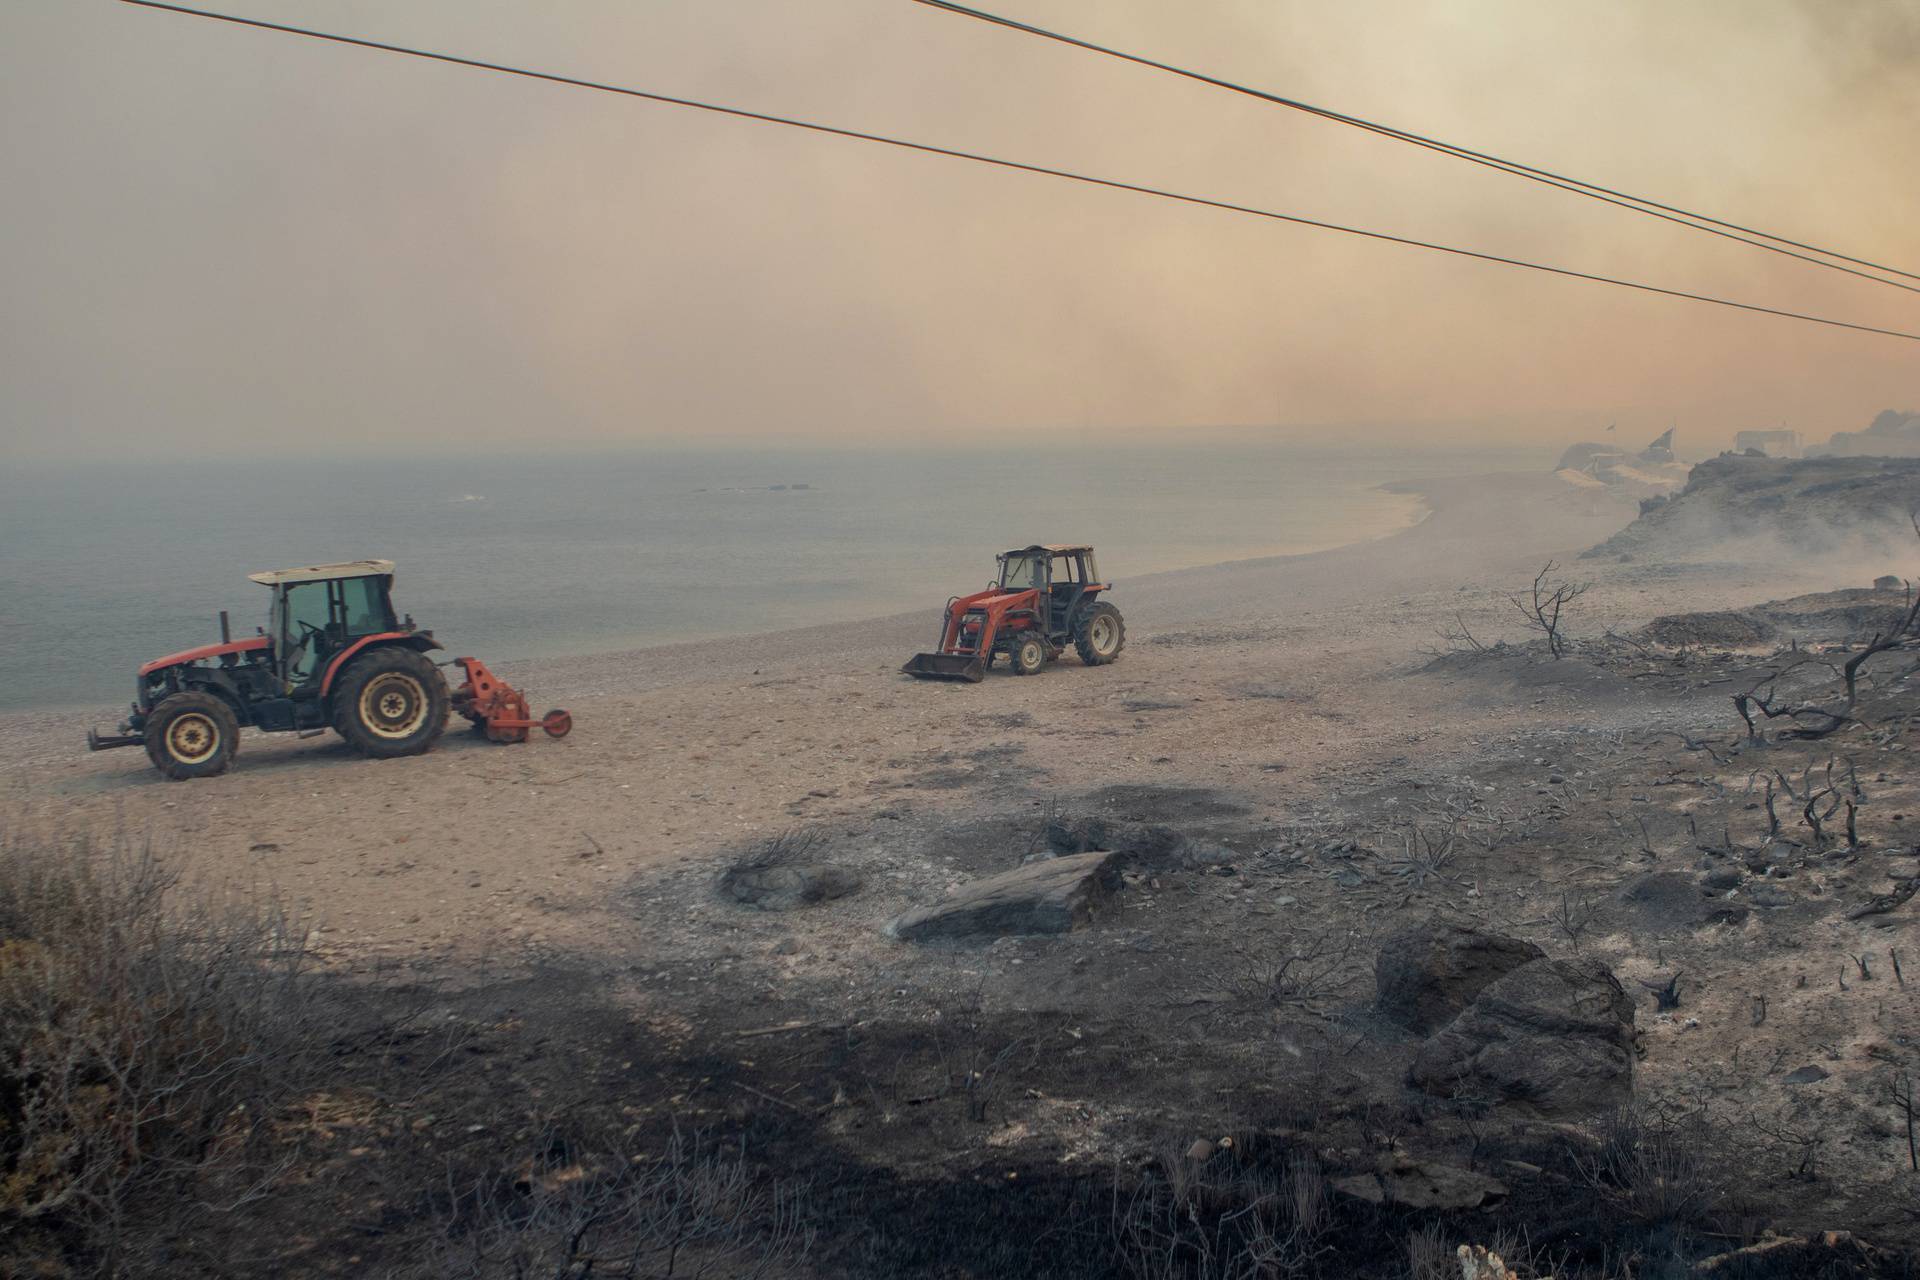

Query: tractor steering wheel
(288, 619), (327, 672)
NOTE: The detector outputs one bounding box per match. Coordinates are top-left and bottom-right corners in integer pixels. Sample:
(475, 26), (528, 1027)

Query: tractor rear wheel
(333, 647), (449, 759)
(145, 691), (239, 780)
(1009, 631), (1049, 676)
(1073, 602), (1126, 666)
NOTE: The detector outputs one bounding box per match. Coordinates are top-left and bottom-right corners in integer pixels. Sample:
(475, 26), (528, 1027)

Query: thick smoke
(0, 0), (1914, 459)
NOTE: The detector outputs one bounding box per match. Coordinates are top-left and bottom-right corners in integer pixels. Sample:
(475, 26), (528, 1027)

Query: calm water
(0, 440), (1547, 711)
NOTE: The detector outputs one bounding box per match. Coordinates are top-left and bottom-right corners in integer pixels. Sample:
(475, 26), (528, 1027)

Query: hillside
(1813, 407), (1920, 457)
(1583, 452), (1920, 561)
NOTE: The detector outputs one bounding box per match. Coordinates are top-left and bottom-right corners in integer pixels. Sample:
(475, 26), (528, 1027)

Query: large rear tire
(333, 647), (449, 759)
(1009, 631), (1048, 676)
(1073, 601), (1126, 666)
(145, 691), (239, 780)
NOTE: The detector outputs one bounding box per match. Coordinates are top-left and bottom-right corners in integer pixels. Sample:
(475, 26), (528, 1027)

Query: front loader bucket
(902, 651), (987, 682)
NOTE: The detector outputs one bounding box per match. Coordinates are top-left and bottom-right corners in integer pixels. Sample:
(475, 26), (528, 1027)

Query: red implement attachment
(903, 588), (1038, 682)
(449, 657), (572, 743)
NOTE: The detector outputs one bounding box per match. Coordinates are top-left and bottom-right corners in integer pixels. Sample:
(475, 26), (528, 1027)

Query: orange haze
(1, 0), (1915, 459)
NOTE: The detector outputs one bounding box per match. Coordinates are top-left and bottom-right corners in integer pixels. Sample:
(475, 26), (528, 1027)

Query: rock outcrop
(1374, 923), (1544, 1033)
(1811, 408), (1920, 458)
(885, 850), (1121, 941)
(1408, 956), (1635, 1116)
(1583, 454), (1920, 562)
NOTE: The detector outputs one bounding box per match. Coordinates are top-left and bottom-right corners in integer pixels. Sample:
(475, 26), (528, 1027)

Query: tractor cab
(996, 545), (1101, 636)
(249, 560), (406, 692)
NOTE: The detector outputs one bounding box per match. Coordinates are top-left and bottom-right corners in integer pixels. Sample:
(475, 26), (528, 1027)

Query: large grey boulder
(1409, 956), (1635, 1116)
(886, 851), (1121, 942)
(1375, 923), (1545, 1033)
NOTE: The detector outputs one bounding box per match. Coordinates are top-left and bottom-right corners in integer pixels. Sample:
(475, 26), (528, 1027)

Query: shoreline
(0, 475), (1447, 721)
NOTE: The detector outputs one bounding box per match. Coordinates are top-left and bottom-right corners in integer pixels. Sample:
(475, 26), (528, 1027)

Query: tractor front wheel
(145, 691), (239, 780)
(333, 648), (449, 759)
(1009, 631), (1049, 676)
(1073, 602), (1126, 666)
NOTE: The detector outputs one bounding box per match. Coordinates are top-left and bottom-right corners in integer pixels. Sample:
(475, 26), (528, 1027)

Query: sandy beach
(0, 471), (1839, 964)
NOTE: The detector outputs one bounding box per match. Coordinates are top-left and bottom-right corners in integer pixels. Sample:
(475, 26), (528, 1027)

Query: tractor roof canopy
(1000, 544), (1092, 558)
(247, 559), (395, 587)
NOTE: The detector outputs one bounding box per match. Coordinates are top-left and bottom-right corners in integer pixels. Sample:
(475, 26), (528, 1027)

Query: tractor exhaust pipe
(219, 610), (230, 643)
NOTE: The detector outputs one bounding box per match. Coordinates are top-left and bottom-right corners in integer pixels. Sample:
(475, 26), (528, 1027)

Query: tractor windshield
(278, 582), (332, 683)
(998, 553), (1044, 591)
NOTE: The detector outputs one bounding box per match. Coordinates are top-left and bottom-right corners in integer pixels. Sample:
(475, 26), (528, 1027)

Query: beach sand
(0, 470), (1829, 964)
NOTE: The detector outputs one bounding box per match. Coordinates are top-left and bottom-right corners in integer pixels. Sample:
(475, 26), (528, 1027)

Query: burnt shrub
(0, 827), (334, 1275)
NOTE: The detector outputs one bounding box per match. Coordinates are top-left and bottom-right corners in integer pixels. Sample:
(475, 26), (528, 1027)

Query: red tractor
(903, 544), (1125, 682)
(87, 560), (568, 780)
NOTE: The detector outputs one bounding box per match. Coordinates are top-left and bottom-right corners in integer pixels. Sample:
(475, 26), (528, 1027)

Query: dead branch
(1547, 891), (1597, 950)
(1640, 973), (1683, 1011)
(1731, 540), (1920, 742)
(1506, 560), (1591, 660)
(1433, 612), (1497, 657)
(1847, 878), (1918, 921)
(1893, 1073), (1918, 1172)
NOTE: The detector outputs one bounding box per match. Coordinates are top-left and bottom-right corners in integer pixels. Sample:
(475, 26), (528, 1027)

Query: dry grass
(1568, 1104), (1728, 1230)
(408, 1127), (813, 1280)
(0, 827), (335, 1275)
(1113, 1144), (1332, 1279)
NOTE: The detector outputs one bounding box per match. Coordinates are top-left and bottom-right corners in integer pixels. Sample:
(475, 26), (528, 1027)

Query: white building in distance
(1733, 429), (1802, 458)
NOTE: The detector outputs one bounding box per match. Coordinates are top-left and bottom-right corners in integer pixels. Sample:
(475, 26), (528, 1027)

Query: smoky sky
(1, 0), (1915, 460)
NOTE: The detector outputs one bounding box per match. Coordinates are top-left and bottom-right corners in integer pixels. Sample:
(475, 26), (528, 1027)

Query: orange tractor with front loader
(903, 544), (1125, 682)
(87, 560), (568, 780)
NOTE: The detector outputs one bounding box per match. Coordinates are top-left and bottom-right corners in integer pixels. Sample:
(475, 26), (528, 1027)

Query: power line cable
(908, 0), (1920, 290)
(119, 0), (1920, 343)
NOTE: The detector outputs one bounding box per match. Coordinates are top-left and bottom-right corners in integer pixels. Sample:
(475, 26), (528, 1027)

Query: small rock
(1181, 841), (1239, 870)
(1748, 883), (1796, 909)
(1782, 1065), (1829, 1085)
(1183, 1138), (1216, 1162)
(1378, 1162), (1509, 1210)
(1697, 867), (1744, 895)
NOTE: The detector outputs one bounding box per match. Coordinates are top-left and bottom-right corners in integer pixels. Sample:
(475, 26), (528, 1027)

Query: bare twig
(1506, 560), (1591, 660)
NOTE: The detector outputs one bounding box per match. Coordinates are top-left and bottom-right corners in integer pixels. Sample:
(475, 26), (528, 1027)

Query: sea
(0, 439), (1550, 712)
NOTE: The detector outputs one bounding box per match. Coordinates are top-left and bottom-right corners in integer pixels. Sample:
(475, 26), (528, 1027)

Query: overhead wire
(908, 0), (1920, 291)
(118, 0), (1920, 343)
